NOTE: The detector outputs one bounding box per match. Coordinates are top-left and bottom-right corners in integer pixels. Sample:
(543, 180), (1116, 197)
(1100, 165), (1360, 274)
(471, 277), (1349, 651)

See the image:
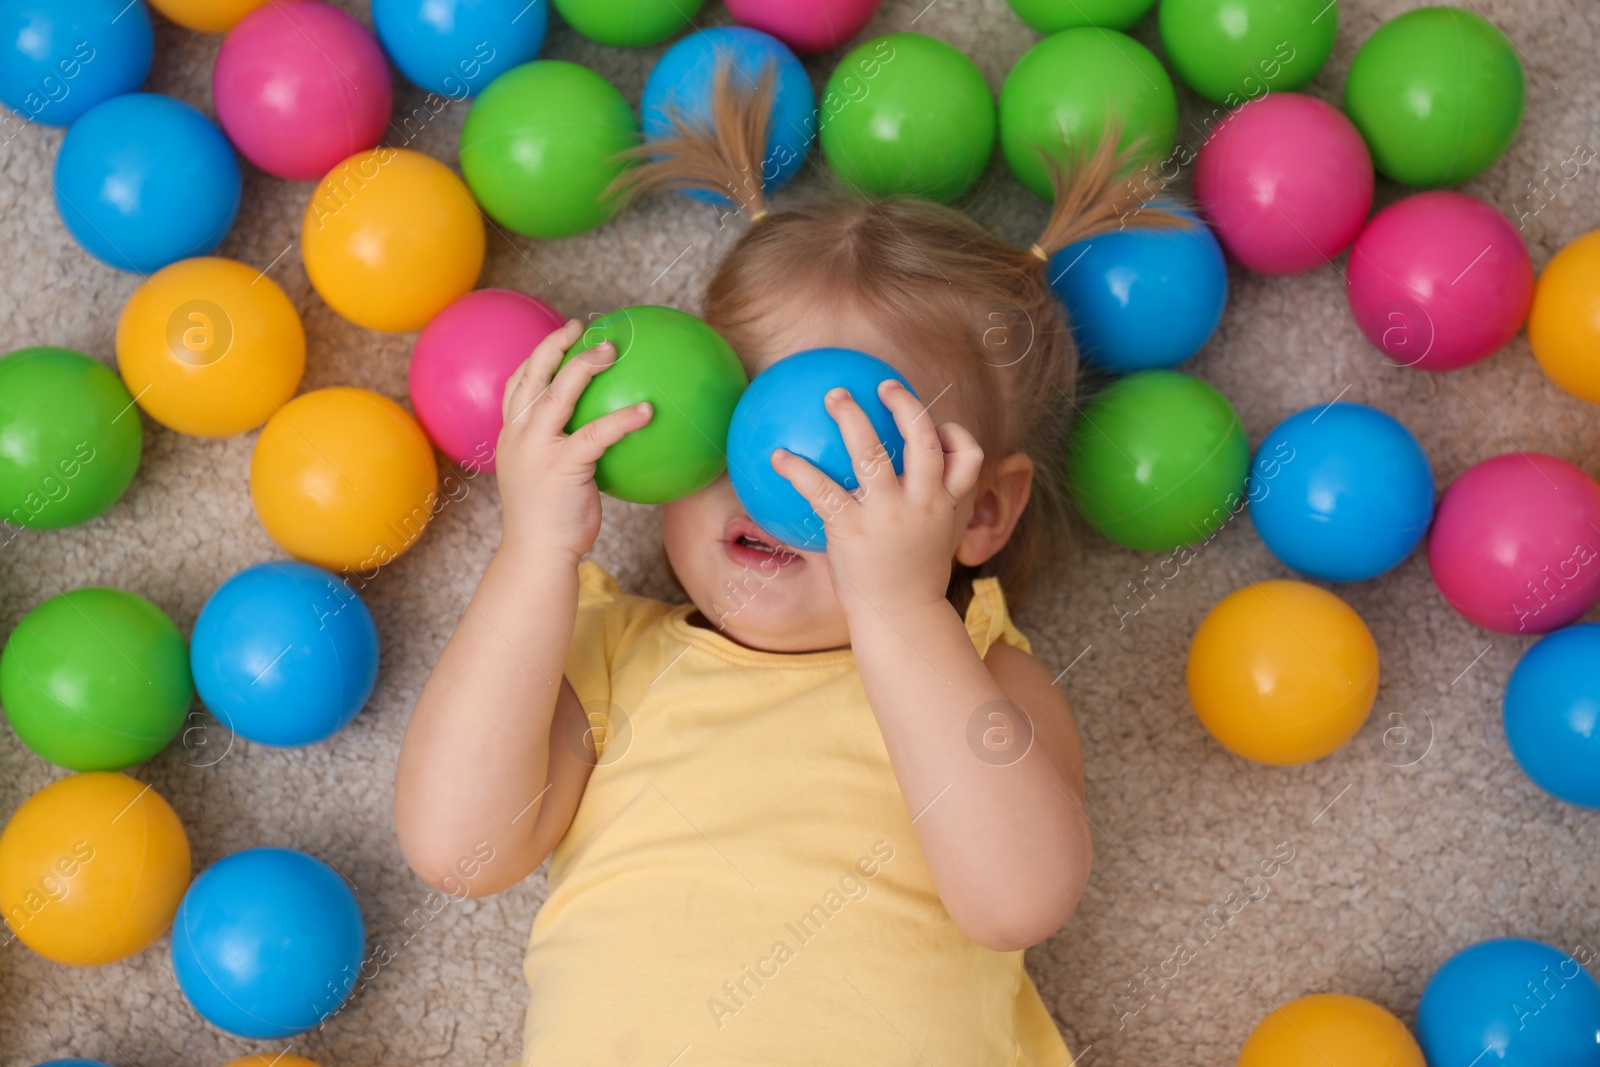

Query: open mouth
(724, 519), (800, 568)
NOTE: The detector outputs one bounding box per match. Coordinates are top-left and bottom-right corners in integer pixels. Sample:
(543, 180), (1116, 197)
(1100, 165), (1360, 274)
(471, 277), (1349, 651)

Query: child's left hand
(770, 379), (985, 621)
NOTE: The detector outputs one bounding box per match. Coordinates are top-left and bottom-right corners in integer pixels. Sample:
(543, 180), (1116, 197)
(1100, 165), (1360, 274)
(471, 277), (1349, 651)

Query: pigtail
(1027, 128), (1189, 263)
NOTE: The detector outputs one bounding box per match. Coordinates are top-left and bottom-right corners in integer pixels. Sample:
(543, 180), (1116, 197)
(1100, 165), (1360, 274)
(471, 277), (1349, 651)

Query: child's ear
(956, 452), (1034, 568)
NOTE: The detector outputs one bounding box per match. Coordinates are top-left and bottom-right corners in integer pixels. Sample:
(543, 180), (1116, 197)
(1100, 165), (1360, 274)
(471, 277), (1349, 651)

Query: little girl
(395, 71), (1175, 1065)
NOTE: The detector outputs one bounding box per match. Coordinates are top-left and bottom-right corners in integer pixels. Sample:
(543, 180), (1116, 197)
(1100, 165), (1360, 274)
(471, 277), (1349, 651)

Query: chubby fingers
(770, 448), (853, 529)
(877, 378), (944, 492)
(502, 319), (586, 427)
(567, 401), (653, 465)
(936, 421), (985, 500)
(824, 386), (900, 496)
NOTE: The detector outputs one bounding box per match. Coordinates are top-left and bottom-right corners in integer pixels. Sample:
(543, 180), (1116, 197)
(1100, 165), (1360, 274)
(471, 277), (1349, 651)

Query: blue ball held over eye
(0, 0), (154, 127)
(1247, 402), (1435, 582)
(728, 348), (914, 552)
(1048, 206), (1227, 372)
(372, 0), (547, 99)
(641, 25), (815, 205)
(190, 561), (380, 748)
(1504, 623), (1600, 808)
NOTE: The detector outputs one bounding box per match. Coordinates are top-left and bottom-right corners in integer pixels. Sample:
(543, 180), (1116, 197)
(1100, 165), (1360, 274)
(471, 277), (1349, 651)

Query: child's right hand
(495, 319), (653, 563)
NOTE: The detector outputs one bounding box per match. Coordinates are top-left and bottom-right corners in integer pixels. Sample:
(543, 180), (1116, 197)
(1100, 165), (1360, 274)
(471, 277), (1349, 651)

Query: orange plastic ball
(301, 148), (485, 333)
(250, 387), (439, 572)
(1238, 993), (1425, 1067)
(225, 1056), (323, 1067)
(147, 0), (269, 32)
(1528, 228), (1600, 404)
(116, 256), (305, 437)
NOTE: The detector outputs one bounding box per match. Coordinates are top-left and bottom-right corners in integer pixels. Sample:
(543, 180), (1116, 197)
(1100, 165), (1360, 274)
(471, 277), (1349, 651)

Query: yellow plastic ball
(1528, 228), (1600, 405)
(0, 772), (191, 966)
(147, 0), (268, 32)
(302, 148), (486, 333)
(1238, 993), (1425, 1067)
(250, 387), (439, 572)
(1187, 580), (1380, 765)
(225, 1056), (323, 1067)
(115, 257), (305, 437)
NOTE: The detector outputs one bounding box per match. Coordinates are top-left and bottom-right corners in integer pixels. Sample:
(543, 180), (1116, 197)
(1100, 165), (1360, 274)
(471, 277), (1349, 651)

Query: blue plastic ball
(190, 561), (380, 748)
(727, 348), (913, 552)
(372, 0), (546, 99)
(641, 26), (814, 205)
(0, 0), (153, 127)
(33, 1061), (114, 1067)
(1048, 207), (1227, 372)
(1247, 402), (1435, 582)
(53, 93), (241, 274)
(1418, 938), (1600, 1067)
(171, 847), (365, 1040)
(1504, 623), (1600, 807)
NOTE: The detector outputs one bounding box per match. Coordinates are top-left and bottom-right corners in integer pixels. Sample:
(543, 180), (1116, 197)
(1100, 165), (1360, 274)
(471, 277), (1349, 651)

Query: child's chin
(716, 602), (848, 654)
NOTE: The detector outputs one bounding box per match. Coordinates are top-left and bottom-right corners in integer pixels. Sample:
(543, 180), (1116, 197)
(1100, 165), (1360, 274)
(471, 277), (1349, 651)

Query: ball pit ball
(171, 847), (364, 1039)
(225, 1057), (323, 1067)
(1344, 6), (1524, 188)
(301, 148), (485, 333)
(1346, 191), (1533, 372)
(1159, 0), (1335, 105)
(53, 93), (242, 274)
(820, 33), (995, 203)
(409, 289), (566, 472)
(372, 0), (547, 98)
(461, 61), (640, 240)
(250, 387), (440, 573)
(0, 347), (142, 530)
(727, 347), (912, 552)
(723, 0), (880, 54)
(1194, 93), (1373, 276)
(1529, 228), (1600, 404)
(1237, 993), (1425, 1067)
(1427, 452), (1600, 635)
(0, 0), (153, 126)
(115, 257), (306, 438)
(1504, 623), (1600, 808)
(1006, 0), (1155, 32)
(0, 772), (191, 967)
(1064, 370), (1249, 553)
(1187, 580), (1380, 766)
(147, 0), (268, 33)
(33, 1061), (115, 1067)
(213, 0), (393, 182)
(550, 0), (702, 47)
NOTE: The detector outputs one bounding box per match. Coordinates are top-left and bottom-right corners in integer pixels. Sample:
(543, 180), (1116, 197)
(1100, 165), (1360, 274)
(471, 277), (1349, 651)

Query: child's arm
(394, 321), (652, 898)
(771, 381), (1092, 952)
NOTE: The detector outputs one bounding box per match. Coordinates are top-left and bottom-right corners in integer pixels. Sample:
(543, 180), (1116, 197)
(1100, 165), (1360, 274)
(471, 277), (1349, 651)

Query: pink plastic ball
(408, 289), (566, 472)
(723, 0), (882, 54)
(1428, 453), (1600, 634)
(1346, 191), (1533, 372)
(213, 0), (393, 181)
(1193, 93), (1373, 276)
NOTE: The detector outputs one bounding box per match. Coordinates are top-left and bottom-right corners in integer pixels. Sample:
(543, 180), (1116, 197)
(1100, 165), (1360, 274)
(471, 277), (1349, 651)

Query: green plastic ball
(561, 306), (747, 504)
(820, 33), (995, 203)
(999, 29), (1178, 201)
(1065, 370), (1249, 553)
(1344, 6), (1524, 188)
(1007, 0), (1156, 32)
(551, 0), (704, 47)
(0, 346), (142, 530)
(1, 588), (193, 771)
(1159, 0), (1337, 105)
(460, 61), (641, 240)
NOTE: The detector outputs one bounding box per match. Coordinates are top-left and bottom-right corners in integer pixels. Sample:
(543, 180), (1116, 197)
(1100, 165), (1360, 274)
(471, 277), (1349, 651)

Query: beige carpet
(3, 0), (1599, 1063)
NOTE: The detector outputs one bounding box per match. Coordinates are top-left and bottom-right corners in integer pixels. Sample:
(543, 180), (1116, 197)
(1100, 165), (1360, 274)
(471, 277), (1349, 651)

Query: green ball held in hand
(552, 0), (704, 47)
(820, 33), (995, 203)
(0, 346), (141, 530)
(1006, 0), (1156, 32)
(1, 588), (194, 771)
(561, 307), (747, 505)
(1159, 0), (1337, 105)
(1065, 371), (1249, 553)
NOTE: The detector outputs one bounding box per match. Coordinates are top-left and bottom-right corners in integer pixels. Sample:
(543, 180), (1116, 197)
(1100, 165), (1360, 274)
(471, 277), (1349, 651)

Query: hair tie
(1028, 242), (1049, 263)
(749, 208), (769, 224)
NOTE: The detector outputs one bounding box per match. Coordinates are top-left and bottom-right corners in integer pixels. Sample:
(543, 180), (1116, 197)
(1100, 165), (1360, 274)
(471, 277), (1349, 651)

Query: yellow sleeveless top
(520, 561), (1072, 1066)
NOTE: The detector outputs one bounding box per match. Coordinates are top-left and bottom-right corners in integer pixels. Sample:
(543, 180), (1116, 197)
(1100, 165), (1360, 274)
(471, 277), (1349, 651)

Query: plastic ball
(1006, 0), (1155, 32)
(1529, 229), (1600, 404)
(372, 0), (547, 98)
(550, 0), (701, 47)
(53, 94), (241, 274)
(1427, 452), (1600, 634)
(32, 1061), (115, 1067)
(643, 27), (814, 204)
(1188, 580), (1380, 765)
(191, 561), (379, 748)
(460, 61), (639, 240)
(1346, 192), (1533, 372)
(999, 29), (1177, 201)
(250, 388), (439, 573)
(724, 0), (880, 53)
(0, 347), (141, 530)
(1248, 403), (1435, 582)
(410, 289), (565, 472)
(1344, 6), (1524, 188)
(115, 257), (305, 438)
(727, 348), (912, 552)
(0, 772), (190, 966)
(1065, 370), (1249, 553)
(171, 847), (364, 1039)
(213, 0), (392, 181)
(224, 1057), (323, 1067)
(1160, 0), (1335, 105)
(1504, 624), (1600, 807)
(561, 307), (747, 505)
(1194, 93), (1373, 276)
(302, 148), (485, 332)
(0, 0), (153, 126)
(819, 33), (994, 203)
(1048, 207), (1227, 372)
(1417, 938), (1600, 1067)
(1237, 993), (1424, 1067)
(147, 0), (268, 32)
